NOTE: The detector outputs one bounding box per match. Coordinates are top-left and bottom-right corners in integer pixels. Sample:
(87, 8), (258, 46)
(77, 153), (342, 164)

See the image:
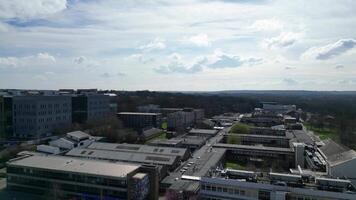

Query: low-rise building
(200, 175), (356, 200)
(6, 155), (150, 200)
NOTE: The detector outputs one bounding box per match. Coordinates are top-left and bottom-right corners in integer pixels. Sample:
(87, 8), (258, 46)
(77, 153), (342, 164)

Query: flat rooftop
(189, 129), (218, 135)
(87, 142), (188, 158)
(66, 148), (178, 166)
(117, 112), (161, 115)
(7, 155), (139, 178)
(213, 143), (294, 153)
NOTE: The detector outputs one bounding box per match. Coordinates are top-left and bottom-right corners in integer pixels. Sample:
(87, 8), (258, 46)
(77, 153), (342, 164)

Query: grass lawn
(145, 132), (167, 144)
(161, 122), (168, 130)
(225, 162), (246, 170)
(226, 134), (241, 144)
(230, 123), (253, 134)
(305, 124), (339, 141)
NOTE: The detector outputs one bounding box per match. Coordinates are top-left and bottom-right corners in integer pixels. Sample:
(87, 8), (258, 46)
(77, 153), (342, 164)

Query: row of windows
(14, 116), (69, 123)
(14, 103), (69, 110)
(8, 167), (127, 187)
(14, 110), (70, 116)
(201, 183), (246, 196)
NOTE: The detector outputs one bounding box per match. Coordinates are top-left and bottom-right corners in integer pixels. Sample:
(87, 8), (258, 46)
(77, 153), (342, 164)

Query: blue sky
(0, 0), (356, 91)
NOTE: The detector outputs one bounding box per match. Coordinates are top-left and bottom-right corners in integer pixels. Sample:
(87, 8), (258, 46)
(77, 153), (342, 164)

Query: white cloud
(128, 54), (154, 64)
(0, 0), (67, 19)
(264, 32), (303, 49)
(37, 52), (56, 62)
(202, 50), (263, 69)
(250, 19), (283, 31)
(0, 57), (18, 67)
(0, 21), (9, 32)
(187, 33), (211, 47)
(154, 50), (262, 74)
(282, 78), (298, 85)
(139, 38), (166, 52)
(302, 39), (356, 60)
(0, 52), (56, 68)
(33, 74), (48, 81)
(100, 72), (126, 78)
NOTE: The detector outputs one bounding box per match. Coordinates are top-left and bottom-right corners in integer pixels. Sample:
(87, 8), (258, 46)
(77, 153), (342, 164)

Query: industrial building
(117, 112), (162, 129)
(72, 94), (110, 123)
(6, 155), (151, 200)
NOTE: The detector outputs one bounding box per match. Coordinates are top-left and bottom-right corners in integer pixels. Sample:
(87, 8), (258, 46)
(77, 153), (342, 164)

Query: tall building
(72, 94), (110, 123)
(12, 95), (72, 138)
(6, 155), (151, 200)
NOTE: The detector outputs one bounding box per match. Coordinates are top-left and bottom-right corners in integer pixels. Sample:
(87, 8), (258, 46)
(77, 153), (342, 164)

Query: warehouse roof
(7, 155), (139, 179)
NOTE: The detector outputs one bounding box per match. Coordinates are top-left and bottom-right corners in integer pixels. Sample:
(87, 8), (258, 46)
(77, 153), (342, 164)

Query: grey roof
(66, 148), (178, 166)
(142, 128), (162, 138)
(291, 130), (315, 144)
(87, 142), (188, 158)
(319, 139), (356, 166)
(319, 139), (349, 157)
(118, 112), (161, 116)
(66, 131), (90, 140)
(189, 129), (218, 135)
(163, 148), (226, 192)
(213, 143), (294, 153)
(180, 136), (207, 146)
(7, 155), (139, 178)
(149, 138), (183, 146)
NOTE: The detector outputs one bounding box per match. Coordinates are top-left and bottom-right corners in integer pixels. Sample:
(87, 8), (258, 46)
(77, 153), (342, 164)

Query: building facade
(117, 112), (162, 129)
(0, 96), (12, 140)
(12, 96), (72, 138)
(199, 177), (356, 200)
(72, 94), (110, 123)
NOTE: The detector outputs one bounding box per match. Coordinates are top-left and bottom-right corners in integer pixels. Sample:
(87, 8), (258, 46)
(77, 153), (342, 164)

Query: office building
(12, 95), (72, 138)
(72, 94), (110, 123)
(117, 112), (162, 129)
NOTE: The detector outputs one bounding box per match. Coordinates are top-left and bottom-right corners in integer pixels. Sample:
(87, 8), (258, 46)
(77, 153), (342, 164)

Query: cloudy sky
(0, 0), (356, 91)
